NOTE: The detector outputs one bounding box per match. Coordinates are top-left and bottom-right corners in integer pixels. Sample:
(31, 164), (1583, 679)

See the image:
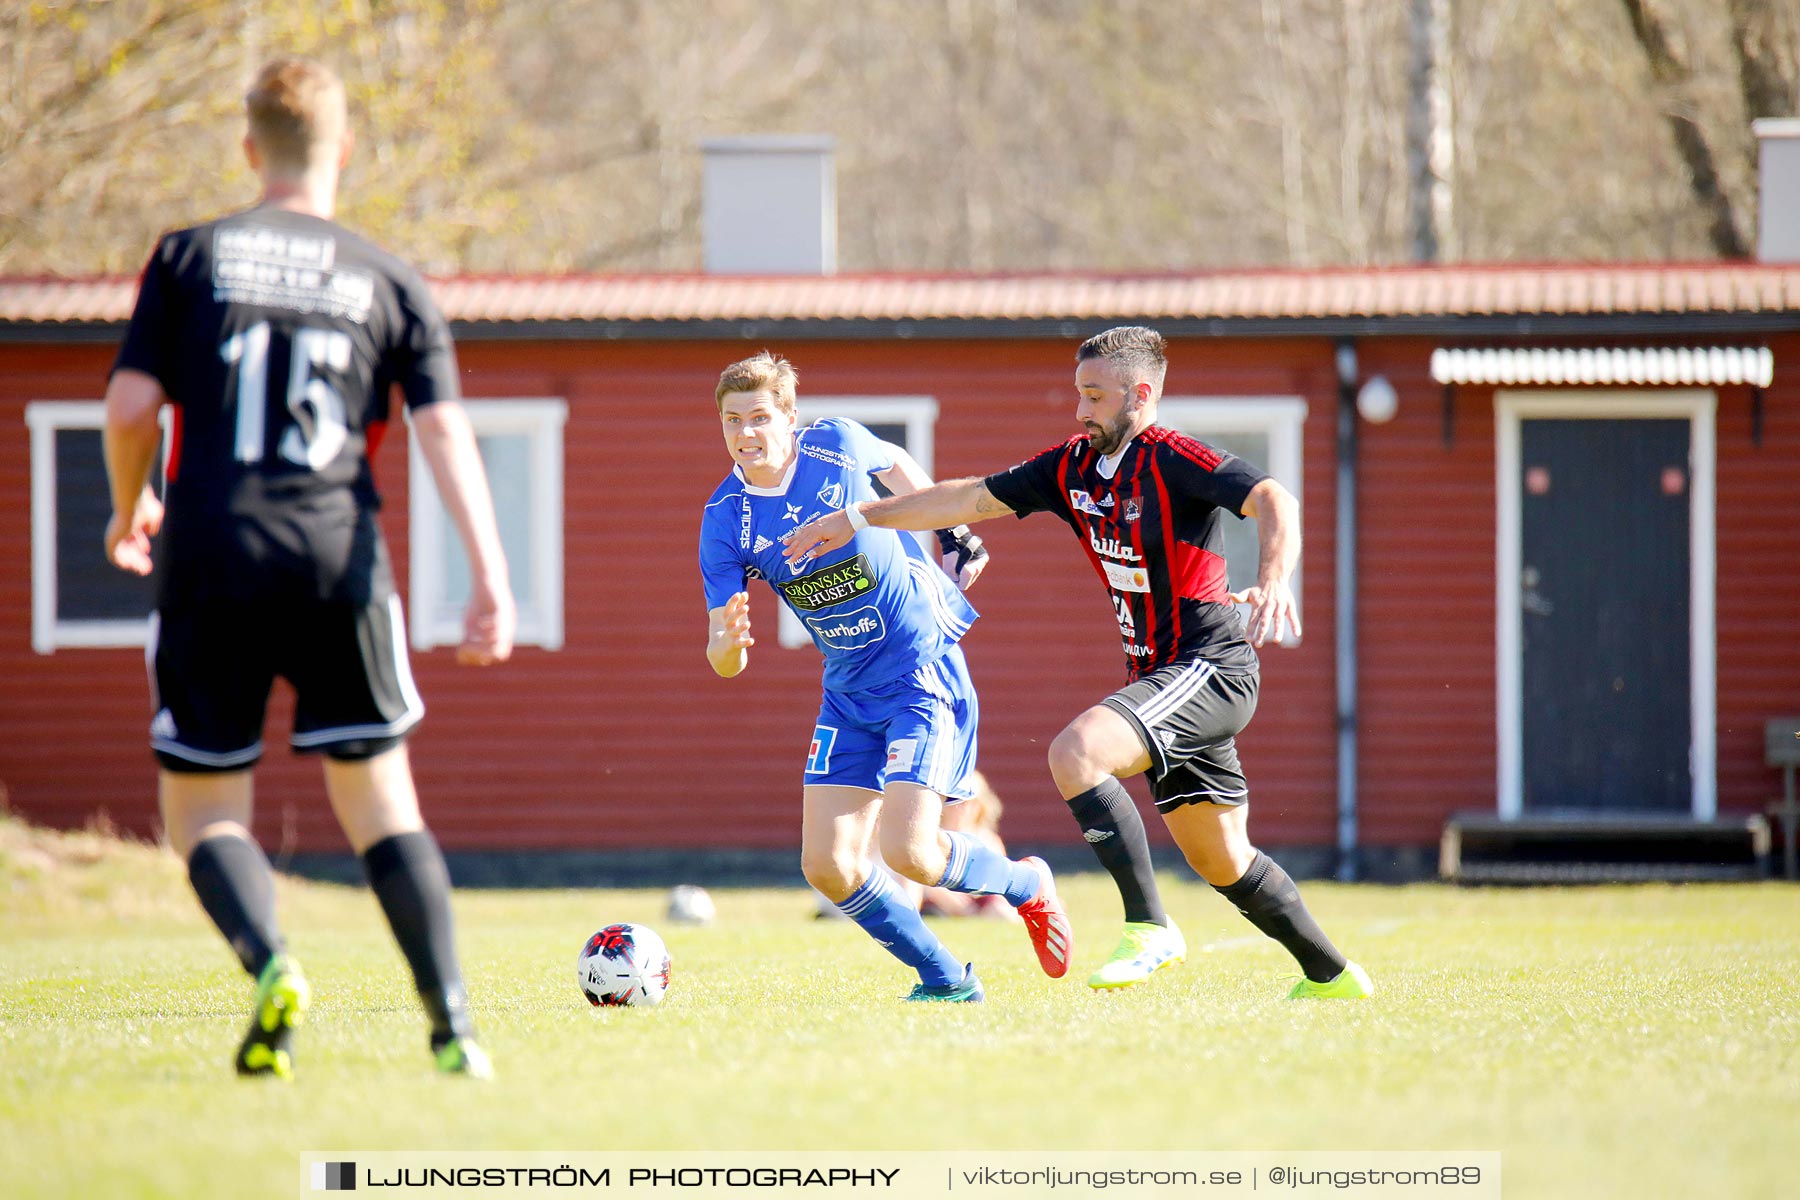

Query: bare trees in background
(1622, 0), (1752, 256)
(1618, 0), (1800, 257)
(0, 3), (239, 273)
(0, 1), (521, 274)
(1408, 0), (1455, 261)
(0, 0), (1794, 276)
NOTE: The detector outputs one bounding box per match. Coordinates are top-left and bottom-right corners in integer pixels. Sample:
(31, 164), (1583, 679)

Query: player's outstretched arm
(412, 401), (516, 665)
(1230, 477), (1303, 648)
(706, 592), (754, 678)
(101, 368), (167, 576)
(781, 477), (1010, 567)
(872, 446), (989, 590)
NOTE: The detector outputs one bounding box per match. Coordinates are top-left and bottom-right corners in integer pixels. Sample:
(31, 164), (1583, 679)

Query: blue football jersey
(699, 418), (977, 693)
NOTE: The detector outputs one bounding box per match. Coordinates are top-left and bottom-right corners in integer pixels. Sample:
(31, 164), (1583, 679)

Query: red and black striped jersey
(985, 426), (1268, 679)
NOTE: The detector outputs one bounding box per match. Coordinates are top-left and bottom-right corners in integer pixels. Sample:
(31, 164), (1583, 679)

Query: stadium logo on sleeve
(739, 502), (754, 549)
(779, 554), (876, 611)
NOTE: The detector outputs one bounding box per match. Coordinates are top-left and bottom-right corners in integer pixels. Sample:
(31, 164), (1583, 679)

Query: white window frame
(1494, 388), (1716, 819)
(1158, 395), (1308, 645)
(26, 400), (172, 654)
(408, 398), (567, 651)
(778, 395), (939, 648)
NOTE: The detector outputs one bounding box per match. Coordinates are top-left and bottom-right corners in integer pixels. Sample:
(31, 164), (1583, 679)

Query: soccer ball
(577, 923), (672, 1008)
(666, 884), (715, 925)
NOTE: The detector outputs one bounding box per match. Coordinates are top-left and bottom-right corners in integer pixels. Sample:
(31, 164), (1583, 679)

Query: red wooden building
(3, 265), (1797, 878)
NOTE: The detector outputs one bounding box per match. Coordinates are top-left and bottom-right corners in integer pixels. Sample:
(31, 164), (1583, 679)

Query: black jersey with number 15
(984, 427), (1270, 680)
(113, 207), (458, 605)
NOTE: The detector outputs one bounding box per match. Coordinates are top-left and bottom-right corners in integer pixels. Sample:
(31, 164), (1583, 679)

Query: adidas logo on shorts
(1083, 829), (1115, 844)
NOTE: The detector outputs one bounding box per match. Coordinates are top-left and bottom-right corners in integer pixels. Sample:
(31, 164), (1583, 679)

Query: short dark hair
(1077, 326), (1168, 393)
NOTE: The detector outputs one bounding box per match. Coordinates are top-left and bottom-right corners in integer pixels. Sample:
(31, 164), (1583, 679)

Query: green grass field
(3, 814), (1796, 1199)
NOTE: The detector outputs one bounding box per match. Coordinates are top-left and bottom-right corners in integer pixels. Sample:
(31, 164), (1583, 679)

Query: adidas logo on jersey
(1083, 828), (1115, 844)
(753, 535), (773, 552)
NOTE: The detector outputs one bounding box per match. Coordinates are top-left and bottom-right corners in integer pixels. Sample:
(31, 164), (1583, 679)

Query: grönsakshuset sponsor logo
(779, 554), (876, 612)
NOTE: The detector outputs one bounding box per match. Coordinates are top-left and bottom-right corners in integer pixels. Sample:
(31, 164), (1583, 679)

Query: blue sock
(835, 869), (963, 987)
(936, 831), (1042, 907)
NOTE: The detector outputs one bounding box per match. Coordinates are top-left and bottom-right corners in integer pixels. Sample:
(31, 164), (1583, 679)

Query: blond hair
(714, 350), (798, 416)
(245, 57), (347, 174)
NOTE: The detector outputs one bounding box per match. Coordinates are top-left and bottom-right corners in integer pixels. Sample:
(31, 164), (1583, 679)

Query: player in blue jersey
(783, 328), (1370, 1000)
(699, 351), (1072, 1001)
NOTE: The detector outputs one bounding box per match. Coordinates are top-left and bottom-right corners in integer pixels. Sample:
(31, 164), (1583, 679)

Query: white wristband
(844, 502), (870, 532)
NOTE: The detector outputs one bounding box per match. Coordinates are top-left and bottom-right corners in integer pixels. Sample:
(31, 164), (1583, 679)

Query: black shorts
(146, 591), (424, 772)
(1101, 659), (1259, 813)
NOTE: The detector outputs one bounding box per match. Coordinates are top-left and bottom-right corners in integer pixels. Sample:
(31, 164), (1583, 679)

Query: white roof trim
(1431, 346), (1773, 388)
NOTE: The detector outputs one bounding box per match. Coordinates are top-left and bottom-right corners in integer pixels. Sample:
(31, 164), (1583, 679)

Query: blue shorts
(804, 645), (979, 801)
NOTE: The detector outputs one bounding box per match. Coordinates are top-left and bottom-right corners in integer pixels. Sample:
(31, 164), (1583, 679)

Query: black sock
(1066, 779), (1167, 926)
(362, 831), (474, 1047)
(187, 834), (283, 978)
(1215, 851), (1348, 982)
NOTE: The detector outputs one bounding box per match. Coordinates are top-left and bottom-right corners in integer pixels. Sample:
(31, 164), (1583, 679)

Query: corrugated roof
(5, 263), (1800, 327)
(1431, 345), (1775, 386)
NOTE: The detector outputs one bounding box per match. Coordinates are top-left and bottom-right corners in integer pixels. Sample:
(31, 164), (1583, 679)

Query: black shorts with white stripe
(147, 590), (424, 773)
(1100, 658), (1259, 813)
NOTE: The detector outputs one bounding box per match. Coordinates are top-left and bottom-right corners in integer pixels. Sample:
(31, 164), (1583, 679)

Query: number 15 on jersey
(221, 320), (351, 469)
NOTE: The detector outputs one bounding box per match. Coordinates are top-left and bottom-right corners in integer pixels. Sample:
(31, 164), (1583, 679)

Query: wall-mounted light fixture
(1356, 374), (1397, 424)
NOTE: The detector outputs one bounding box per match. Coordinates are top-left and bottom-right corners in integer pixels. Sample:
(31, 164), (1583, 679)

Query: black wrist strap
(935, 525), (987, 569)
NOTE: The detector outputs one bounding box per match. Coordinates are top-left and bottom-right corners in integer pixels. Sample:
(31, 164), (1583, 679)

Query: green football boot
(1087, 920), (1186, 989)
(434, 1035), (494, 1079)
(1286, 961), (1374, 1000)
(235, 955), (310, 1079)
(905, 963), (985, 1003)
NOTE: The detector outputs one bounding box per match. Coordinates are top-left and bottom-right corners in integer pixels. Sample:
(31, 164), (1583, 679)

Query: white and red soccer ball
(577, 923), (672, 1008)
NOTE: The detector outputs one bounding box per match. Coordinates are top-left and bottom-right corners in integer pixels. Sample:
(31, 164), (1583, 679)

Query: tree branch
(1619, 0), (1749, 257)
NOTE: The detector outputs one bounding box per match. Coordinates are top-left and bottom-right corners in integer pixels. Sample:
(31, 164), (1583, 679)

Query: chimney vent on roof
(701, 135), (836, 274)
(1754, 118), (1800, 263)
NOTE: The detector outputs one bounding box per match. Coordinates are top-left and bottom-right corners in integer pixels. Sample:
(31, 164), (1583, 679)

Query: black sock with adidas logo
(1066, 779), (1168, 926)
